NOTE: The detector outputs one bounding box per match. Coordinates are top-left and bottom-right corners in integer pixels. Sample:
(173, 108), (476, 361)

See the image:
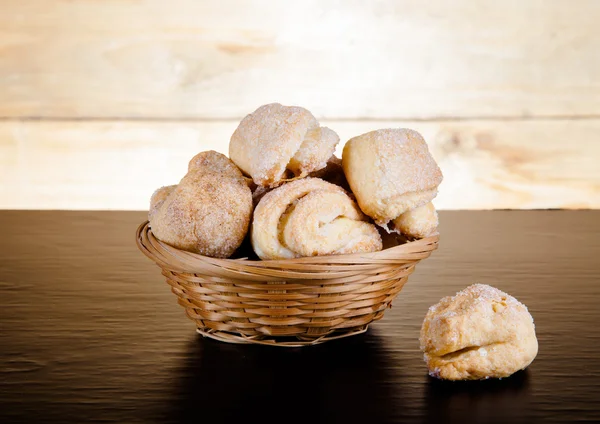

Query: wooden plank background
(0, 0), (598, 210)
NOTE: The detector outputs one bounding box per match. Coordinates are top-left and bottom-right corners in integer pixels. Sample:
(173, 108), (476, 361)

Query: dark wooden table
(1, 211), (599, 423)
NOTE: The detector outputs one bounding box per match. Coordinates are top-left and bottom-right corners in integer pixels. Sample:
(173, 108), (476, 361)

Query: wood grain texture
(1, 210), (600, 423)
(1, 0), (599, 119)
(1, 119), (598, 210)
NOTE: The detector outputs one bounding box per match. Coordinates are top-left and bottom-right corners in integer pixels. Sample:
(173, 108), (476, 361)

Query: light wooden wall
(1, 0), (599, 210)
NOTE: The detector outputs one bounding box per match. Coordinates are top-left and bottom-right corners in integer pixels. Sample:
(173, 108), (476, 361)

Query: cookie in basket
(149, 151), (252, 258)
(229, 103), (340, 187)
(251, 178), (382, 260)
(342, 128), (443, 235)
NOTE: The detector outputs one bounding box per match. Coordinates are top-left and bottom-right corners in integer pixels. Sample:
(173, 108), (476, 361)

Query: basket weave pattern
(136, 221), (439, 346)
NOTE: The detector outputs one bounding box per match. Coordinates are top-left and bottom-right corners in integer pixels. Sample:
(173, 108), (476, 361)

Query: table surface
(1, 210), (599, 423)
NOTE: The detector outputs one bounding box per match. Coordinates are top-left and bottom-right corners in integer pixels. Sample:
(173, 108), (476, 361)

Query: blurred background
(0, 0), (598, 210)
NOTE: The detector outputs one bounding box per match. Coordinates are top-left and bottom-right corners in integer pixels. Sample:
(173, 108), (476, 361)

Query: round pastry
(229, 103), (340, 187)
(342, 128), (443, 228)
(393, 202), (439, 239)
(420, 284), (538, 381)
(149, 151), (253, 258)
(251, 178), (382, 260)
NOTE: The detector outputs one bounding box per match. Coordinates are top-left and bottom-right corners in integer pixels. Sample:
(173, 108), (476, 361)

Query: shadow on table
(425, 369), (531, 423)
(164, 329), (405, 424)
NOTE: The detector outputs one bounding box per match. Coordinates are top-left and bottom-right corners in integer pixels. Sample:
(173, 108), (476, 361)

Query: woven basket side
(135, 221), (439, 346)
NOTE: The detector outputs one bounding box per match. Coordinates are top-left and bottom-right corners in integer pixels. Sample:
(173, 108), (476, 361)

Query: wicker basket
(136, 221), (438, 347)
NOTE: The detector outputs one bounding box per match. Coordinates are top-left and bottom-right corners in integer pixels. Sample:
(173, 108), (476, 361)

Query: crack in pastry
(229, 103), (340, 187)
(149, 151), (253, 258)
(342, 128), (443, 230)
(438, 342), (504, 360)
(251, 178), (382, 260)
(420, 284), (538, 380)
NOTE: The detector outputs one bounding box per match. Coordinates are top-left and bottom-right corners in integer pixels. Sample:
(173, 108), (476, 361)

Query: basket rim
(136, 220), (439, 274)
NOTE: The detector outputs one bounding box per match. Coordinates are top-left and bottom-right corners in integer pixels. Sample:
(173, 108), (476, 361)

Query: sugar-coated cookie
(230, 103), (339, 187)
(149, 151), (252, 258)
(251, 178), (382, 260)
(420, 284), (538, 380)
(342, 128), (442, 228)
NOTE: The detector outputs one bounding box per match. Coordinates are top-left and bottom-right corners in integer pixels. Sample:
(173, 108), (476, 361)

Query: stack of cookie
(149, 103), (443, 260)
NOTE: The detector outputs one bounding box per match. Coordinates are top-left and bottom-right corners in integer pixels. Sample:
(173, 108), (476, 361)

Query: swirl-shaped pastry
(342, 128), (443, 228)
(149, 151), (253, 258)
(251, 178), (382, 260)
(229, 103), (340, 187)
(420, 284), (538, 380)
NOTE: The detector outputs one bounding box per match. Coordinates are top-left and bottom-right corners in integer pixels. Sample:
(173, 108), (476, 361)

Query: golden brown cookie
(229, 103), (339, 187)
(251, 178), (382, 260)
(149, 151), (253, 258)
(342, 128), (443, 228)
(420, 284), (538, 380)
